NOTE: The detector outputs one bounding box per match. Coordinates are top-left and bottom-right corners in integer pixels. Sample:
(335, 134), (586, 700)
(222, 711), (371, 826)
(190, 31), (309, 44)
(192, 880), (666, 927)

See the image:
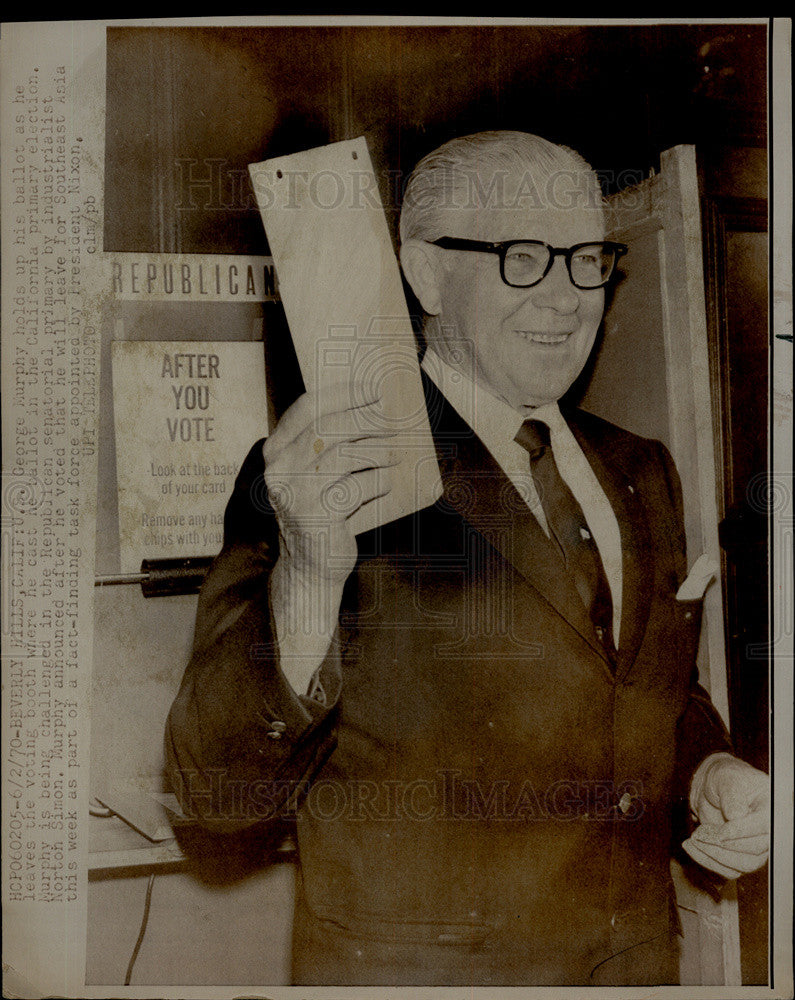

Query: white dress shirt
(422, 348), (623, 644)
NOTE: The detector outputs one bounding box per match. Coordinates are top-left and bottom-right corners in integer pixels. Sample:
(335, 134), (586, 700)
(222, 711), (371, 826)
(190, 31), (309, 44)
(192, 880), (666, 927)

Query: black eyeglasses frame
(428, 236), (629, 290)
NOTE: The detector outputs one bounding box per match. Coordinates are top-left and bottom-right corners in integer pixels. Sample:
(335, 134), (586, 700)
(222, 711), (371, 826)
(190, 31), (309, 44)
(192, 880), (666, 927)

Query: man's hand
(684, 753), (770, 879)
(263, 389), (397, 693)
(263, 390), (397, 584)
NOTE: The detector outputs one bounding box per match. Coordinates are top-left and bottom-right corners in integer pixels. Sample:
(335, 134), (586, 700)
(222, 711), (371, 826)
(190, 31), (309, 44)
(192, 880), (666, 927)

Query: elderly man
(165, 131), (769, 986)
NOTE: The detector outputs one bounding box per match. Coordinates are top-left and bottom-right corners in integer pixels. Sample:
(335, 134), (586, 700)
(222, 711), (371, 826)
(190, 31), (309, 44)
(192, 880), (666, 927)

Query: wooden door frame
(597, 145), (744, 985)
(702, 195), (769, 522)
(701, 194), (769, 755)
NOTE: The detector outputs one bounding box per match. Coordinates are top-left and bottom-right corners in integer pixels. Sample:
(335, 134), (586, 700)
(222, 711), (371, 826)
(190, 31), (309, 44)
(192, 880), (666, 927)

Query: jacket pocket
(308, 904), (495, 946)
(674, 596), (704, 674)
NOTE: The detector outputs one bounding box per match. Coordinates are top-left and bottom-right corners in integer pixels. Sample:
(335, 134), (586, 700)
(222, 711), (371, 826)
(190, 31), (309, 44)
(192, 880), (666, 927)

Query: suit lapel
(423, 374), (612, 667)
(567, 412), (654, 682)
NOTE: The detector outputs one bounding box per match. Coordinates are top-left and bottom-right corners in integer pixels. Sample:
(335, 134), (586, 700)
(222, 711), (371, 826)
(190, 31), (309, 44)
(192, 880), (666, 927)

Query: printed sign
(112, 341), (269, 571)
(108, 253), (280, 302)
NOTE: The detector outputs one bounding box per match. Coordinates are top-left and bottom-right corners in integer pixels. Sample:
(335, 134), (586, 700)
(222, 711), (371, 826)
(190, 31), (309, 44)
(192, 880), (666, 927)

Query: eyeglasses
(428, 237), (628, 290)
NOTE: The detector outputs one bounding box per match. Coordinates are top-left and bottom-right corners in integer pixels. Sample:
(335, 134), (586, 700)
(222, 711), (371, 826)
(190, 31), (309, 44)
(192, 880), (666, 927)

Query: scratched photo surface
(83, 21), (776, 991)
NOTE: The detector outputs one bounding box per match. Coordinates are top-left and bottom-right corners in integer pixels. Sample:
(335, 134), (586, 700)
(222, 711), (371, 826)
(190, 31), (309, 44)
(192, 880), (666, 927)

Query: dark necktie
(515, 419), (616, 657)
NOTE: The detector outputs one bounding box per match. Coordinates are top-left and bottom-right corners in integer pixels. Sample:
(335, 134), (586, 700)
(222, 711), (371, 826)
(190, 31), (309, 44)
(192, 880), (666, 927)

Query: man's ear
(400, 240), (443, 316)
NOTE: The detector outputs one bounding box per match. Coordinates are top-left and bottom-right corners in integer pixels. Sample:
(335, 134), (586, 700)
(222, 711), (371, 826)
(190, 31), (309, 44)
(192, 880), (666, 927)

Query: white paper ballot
(249, 137), (443, 535)
(676, 554), (719, 601)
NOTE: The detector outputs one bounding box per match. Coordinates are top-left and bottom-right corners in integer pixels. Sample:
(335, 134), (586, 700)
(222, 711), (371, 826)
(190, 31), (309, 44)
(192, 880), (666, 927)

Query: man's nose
(530, 257), (579, 313)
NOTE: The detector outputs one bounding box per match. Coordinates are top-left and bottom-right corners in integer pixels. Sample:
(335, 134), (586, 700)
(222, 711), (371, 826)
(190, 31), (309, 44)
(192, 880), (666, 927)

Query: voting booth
(87, 287), (299, 985)
(86, 139), (744, 988)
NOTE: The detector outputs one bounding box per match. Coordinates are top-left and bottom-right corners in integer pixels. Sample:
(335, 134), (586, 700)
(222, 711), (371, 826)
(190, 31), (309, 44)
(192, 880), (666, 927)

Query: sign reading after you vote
(112, 341), (268, 572)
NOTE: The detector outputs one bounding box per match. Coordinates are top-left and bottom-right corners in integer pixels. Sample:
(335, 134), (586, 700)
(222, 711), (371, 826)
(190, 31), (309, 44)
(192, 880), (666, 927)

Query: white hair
(399, 130), (605, 244)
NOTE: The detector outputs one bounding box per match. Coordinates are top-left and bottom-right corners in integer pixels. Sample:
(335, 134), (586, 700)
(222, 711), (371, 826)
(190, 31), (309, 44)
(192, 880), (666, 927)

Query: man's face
(429, 166), (606, 410)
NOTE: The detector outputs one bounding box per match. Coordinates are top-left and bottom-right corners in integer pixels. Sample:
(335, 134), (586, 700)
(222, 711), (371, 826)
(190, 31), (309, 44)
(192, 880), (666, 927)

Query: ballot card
(249, 137), (443, 535)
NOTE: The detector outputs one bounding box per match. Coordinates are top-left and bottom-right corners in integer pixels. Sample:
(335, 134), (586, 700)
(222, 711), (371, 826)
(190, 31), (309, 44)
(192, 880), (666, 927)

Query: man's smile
(513, 330), (574, 345)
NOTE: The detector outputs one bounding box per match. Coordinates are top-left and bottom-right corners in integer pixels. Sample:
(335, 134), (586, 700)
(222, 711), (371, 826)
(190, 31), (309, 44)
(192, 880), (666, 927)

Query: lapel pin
(627, 484), (635, 494)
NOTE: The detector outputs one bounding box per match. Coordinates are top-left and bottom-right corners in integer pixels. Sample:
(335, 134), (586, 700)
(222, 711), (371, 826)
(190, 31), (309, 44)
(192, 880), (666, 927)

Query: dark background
(103, 21), (771, 984)
(104, 23), (766, 254)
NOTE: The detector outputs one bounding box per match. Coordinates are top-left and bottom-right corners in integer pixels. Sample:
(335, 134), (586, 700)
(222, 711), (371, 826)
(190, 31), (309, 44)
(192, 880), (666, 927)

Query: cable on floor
(124, 873), (156, 985)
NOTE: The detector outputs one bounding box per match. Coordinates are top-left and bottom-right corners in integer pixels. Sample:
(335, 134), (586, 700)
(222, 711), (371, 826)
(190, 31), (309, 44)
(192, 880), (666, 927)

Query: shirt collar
(421, 348), (564, 447)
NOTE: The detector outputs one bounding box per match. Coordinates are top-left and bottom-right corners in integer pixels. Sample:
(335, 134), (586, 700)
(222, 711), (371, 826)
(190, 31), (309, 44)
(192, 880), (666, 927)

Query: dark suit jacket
(165, 375), (732, 986)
